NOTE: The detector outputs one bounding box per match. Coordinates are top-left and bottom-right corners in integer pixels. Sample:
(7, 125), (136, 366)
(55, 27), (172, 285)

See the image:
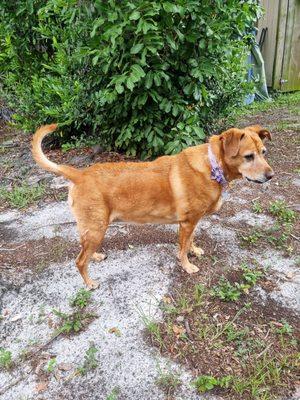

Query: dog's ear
(220, 128), (245, 158)
(247, 125), (272, 141)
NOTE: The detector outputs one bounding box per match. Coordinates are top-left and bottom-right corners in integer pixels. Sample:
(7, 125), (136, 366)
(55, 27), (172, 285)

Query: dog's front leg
(178, 221), (199, 274)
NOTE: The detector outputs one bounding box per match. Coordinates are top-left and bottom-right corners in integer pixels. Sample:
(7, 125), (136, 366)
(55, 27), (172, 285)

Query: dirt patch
(146, 266), (299, 400)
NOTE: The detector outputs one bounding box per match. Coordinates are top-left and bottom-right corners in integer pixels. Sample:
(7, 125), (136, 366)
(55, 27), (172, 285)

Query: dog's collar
(208, 145), (227, 186)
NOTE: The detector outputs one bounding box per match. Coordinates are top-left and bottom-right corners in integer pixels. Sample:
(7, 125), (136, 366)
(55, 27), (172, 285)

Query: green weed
(45, 357), (57, 373)
(241, 230), (263, 246)
(252, 200), (263, 214)
(52, 308), (96, 335)
(193, 283), (205, 306)
(106, 388), (120, 400)
(0, 183), (45, 208)
(70, 288), (92, 309)
(0, 348), (12, 370)
(77, 343), (98, 375)
(211, 265), (262, 301)
(156, 369), (181, 395)
(275, 320), (293, 336)
(268, 200), (296, 224)
(211, 277), (242, 301)
(193, 375), (232, 393)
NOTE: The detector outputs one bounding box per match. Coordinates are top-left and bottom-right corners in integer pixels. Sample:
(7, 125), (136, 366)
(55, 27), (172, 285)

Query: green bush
(0, 0), (260, 157)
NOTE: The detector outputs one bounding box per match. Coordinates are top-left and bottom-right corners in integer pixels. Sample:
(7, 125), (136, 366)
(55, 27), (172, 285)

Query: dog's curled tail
(32, 124), (80, 183)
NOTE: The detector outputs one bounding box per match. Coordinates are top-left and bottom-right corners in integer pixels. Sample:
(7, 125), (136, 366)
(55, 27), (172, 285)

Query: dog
(32, 124), (273, 289)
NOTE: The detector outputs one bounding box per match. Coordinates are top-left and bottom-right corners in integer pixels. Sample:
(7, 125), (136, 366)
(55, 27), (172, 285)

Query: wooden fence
(258, 0), (300, 91)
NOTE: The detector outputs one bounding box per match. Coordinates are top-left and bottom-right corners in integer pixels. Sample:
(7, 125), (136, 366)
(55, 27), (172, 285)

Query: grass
(0, 348), (13, 370)
(225, 91), (300, 127)
(0, 183), (45, 208)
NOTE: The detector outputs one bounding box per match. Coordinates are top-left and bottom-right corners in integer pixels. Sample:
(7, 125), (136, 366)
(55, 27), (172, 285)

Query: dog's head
(219, 125), (274, 183)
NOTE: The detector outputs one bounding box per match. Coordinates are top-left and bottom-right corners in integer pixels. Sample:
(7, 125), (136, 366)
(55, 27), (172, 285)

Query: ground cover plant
(146, 263), (299, 399)
(240, 200), (297, 255)
(0, 0), (261, 157)
(53, 288), (97, 335)
(0, 183), (45, 209)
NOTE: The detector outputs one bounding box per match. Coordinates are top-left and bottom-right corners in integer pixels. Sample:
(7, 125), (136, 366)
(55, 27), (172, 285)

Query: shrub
(0, 1), (260, 157)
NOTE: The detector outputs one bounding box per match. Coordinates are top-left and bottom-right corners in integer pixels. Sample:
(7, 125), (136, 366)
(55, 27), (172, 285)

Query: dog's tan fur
(32, 124), (273, 289)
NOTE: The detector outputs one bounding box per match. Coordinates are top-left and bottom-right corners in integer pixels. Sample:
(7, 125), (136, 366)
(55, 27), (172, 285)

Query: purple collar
(208, 145), (227, 186)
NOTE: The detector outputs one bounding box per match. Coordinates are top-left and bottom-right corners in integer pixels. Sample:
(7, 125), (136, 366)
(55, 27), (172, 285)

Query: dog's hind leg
(76, 219), (108, 290)
(178, 221), (199, 274)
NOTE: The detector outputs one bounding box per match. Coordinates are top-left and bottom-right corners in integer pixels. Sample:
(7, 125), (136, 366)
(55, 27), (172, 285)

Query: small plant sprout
(156, 369), (181, 396)
(192, 375), (232, 393)
(70, 288), (92, 309)
(268, 200), (296, 224)
(106, 387), (120, 400)
(252, 200), (263, 213)
(241, 230), (262, 246)
(0, 348), (13, 370)
(77, 343), (98, 375)
(275, 320), (294, 336)
(45, 357), (57, 373)
(194, 283), (205, 305)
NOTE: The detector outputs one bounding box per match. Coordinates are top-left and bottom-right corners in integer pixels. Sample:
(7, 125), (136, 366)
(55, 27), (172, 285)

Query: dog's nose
(265, 170), (274, 180)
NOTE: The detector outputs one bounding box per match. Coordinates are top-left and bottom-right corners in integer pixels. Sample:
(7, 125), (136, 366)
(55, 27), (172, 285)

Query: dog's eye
(244, 154), (254, 161)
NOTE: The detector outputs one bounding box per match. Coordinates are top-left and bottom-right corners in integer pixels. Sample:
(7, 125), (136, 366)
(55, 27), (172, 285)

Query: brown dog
(32, 124), (273, 289)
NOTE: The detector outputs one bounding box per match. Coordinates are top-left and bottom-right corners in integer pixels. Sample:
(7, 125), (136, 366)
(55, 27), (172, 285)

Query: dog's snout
(265, 170), (274, 181)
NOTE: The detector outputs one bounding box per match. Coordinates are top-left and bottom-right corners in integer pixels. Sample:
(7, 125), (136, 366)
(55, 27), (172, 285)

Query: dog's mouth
(245, 177), (265, 184)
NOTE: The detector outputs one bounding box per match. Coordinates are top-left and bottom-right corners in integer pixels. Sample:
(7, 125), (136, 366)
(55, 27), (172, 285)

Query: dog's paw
(182, 263), (199, 274)
(86, 279), (100, 290)
(92, 252), (107, 262)
(190, 245), (204, 258)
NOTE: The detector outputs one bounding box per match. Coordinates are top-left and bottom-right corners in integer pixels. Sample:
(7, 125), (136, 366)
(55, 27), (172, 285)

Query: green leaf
(131, 64), (146, 78)
(145, 72), (153, 89)
(126, 77), (135, 91)
(129, 11), (141, 21)
(154, 73), (161, 86)
(130, 43), (144, 54)
(115, 84), (124, 94)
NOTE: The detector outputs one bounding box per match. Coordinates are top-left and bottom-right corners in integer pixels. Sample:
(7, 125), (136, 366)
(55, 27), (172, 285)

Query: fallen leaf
(58, 362), (73, 371)
(163, 296), (172, 304)
(108, 327), (121, 337)
(172, 324), (186, 335)
(35, 381), (48, 393)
